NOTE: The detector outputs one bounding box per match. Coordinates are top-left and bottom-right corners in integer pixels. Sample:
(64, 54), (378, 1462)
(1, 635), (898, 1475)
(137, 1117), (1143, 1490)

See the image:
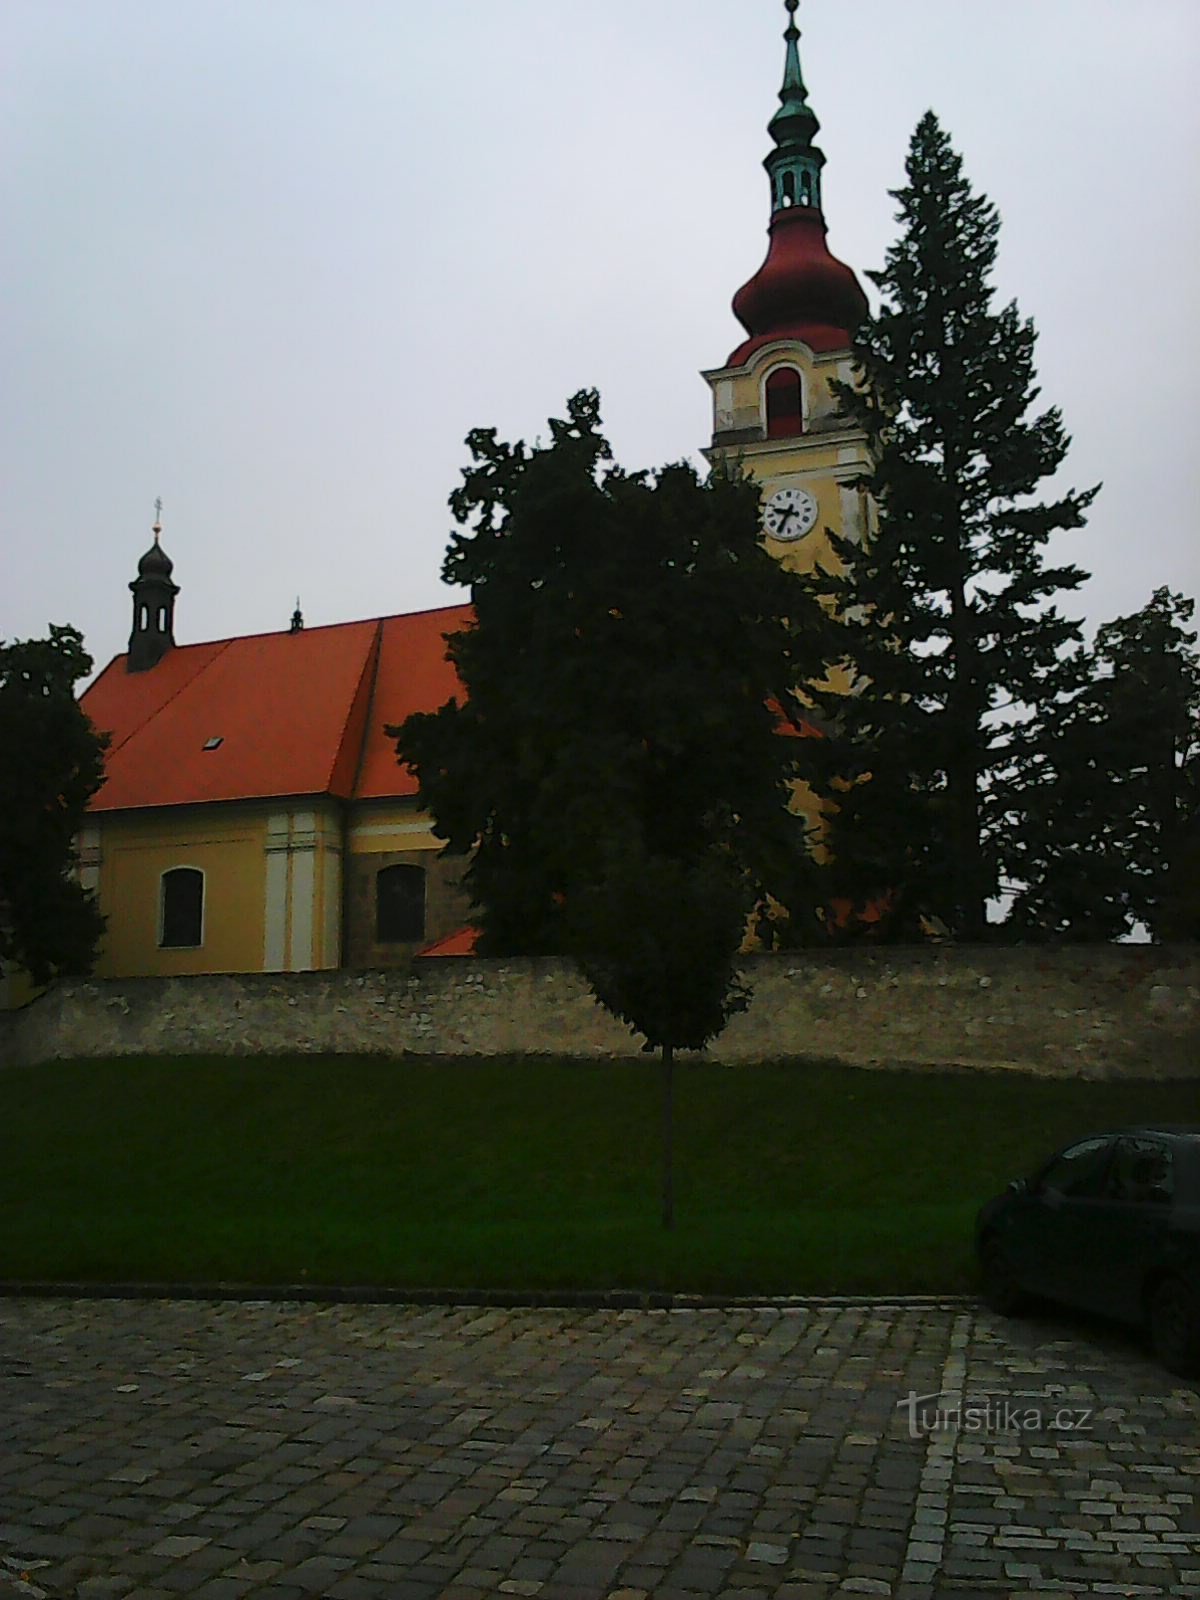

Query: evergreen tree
(1006, 588), (1199, 941)
(813, 113), (1097, 940)
(0, 625), (108, 985)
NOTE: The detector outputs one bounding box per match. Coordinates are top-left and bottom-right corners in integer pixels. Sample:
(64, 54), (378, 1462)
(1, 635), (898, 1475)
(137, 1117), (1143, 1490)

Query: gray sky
(3, 0), (1198, 678)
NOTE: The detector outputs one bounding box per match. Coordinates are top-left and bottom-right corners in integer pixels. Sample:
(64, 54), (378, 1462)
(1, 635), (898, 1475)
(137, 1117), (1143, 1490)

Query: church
(68, 0), (872, 985)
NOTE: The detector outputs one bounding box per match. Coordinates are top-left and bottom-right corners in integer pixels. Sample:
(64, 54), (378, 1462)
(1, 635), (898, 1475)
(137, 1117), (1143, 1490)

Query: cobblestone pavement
(0, 1298), (1197, 1600)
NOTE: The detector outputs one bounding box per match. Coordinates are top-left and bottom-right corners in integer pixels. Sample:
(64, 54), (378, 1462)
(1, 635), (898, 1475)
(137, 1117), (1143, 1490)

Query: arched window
(781, 171), (795, 207)
(160, 867), (204, 948)
(139, 604), (149, 630)
(157, 606), (167, 631)
(376, 864), (426, 943)
(765, 367), (804, 439)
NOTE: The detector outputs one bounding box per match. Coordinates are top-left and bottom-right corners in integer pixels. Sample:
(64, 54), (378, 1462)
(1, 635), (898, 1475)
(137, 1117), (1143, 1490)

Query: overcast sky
(3, 0), (1198, 677)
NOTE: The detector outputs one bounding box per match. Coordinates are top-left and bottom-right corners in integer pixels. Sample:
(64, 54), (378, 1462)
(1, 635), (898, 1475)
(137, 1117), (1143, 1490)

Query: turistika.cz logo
(896, 1390), (1094, 1439)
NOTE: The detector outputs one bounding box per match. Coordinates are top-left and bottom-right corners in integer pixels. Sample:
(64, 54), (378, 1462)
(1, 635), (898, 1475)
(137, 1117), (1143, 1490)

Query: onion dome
(137, 531), (175, 579)
(727, 1), (866, 363)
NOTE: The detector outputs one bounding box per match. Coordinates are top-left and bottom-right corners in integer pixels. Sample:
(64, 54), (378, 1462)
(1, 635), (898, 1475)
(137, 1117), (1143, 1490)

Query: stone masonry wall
(1, 947), (1197, 1078)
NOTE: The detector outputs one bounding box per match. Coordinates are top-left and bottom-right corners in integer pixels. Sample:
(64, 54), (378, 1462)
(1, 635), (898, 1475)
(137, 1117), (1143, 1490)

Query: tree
(392, 390), (834, 1223)
(563, 848), (751, 1228)
(1005, 588), (1199, 941)
(0, 625), (108, 985)
(812, 113), (1098, 940)
(394, 388), (832, 961)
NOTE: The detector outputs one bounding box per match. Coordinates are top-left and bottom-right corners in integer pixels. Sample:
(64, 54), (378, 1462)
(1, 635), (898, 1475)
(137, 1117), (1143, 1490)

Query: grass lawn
(0, 1055), (1195, 1293)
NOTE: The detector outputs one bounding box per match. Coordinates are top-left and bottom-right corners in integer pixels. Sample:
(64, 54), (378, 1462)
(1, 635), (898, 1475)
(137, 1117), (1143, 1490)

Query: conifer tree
(813, 113), (1098, 939)
(1006, 588), (1199, 941)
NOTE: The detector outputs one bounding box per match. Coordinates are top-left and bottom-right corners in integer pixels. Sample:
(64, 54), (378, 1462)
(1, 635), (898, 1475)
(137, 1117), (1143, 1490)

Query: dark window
(376, 864), (426, 943)
(160, 867), (203, 948)
(781, 171), (795, 206)
(1105, 1138), (1173, 1205)
(765, 367), (804, 439)
(1038, 1137), (1113, 1200)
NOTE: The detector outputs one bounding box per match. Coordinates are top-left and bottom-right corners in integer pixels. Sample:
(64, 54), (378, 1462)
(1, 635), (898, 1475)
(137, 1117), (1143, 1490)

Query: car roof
(1113, 1126), (1200, 1139)
(1054, 1127), (1200, 1150)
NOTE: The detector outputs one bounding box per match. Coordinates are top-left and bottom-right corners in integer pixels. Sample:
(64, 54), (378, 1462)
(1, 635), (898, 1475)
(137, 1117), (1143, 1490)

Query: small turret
(765, 0), (825, 214)
(127, 501), (179, 672)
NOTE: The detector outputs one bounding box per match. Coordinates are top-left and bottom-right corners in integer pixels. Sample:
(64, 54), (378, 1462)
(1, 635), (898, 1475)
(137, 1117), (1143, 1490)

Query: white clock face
(763, 486), (819, 542)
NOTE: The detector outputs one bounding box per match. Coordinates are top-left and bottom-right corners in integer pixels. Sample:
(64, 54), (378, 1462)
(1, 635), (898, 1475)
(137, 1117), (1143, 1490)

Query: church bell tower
(703, 0), (871, 576)
(127, 504), (179, 673)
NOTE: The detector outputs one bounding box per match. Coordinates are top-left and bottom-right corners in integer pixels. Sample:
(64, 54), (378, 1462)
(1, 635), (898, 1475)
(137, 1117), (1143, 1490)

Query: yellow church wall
(89, 800), (346, 978)
(90, 808), (271, 978)
(345, 799), (444, 858)
(50, 796), (465, 987)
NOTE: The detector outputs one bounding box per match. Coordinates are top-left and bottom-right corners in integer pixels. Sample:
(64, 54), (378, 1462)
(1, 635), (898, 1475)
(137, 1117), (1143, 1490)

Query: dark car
(976, 1126), (1200, 1376)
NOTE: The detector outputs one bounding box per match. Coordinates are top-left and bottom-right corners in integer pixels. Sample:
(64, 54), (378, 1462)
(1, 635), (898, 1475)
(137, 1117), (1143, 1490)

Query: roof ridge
(94, 639), (234, 759)
(332, 619), (384, 799)
(160, 603), (469, 654)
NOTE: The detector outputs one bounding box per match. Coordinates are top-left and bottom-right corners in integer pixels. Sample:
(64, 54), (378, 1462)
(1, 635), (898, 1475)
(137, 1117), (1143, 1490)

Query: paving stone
(0, 1300), (1196, 1597)
(147, 1535), (211, 1558)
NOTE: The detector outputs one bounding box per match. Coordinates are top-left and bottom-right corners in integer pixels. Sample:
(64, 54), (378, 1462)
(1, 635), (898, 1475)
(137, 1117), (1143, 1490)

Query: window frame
(159, 865), (205, 949)
(1105, 1136), (1175, 1206)
(1035, 1136), (1115, 1201)
(763, 364), (806, 440)
(375, 862), (427, 945)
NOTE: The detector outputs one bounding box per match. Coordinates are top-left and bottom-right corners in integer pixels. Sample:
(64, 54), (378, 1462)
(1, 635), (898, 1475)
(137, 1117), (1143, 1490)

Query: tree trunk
(661, 1042), (675, 1231)
(950, 745), (986, 939)
(946, 530), (986, 941)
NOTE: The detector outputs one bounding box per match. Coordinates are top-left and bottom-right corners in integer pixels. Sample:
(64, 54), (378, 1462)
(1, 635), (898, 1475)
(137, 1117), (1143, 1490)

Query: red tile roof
(82, 606), (470, 813)
(357, 606), (472, 800)
(415, 926), (480, 958)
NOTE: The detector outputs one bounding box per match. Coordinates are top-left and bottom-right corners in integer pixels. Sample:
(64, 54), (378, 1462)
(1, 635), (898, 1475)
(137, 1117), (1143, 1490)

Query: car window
(1104, 1138), (1174, 1205)
(1038, 1137), (1114, 1199)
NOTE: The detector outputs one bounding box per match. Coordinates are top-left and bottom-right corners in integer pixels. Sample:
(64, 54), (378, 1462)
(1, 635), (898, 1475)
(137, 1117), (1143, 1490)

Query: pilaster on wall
(76, 826), (102, 895)
(263, 809), (342, 972)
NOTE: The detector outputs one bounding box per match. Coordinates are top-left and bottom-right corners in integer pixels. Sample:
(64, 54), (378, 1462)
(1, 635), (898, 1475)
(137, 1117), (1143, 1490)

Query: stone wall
(1, 947), (1197, 1078)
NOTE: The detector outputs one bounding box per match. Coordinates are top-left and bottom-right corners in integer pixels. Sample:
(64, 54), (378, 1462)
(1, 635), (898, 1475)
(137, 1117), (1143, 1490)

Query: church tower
(127, 505), (179, 672)
(703, 0), (871, 575)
